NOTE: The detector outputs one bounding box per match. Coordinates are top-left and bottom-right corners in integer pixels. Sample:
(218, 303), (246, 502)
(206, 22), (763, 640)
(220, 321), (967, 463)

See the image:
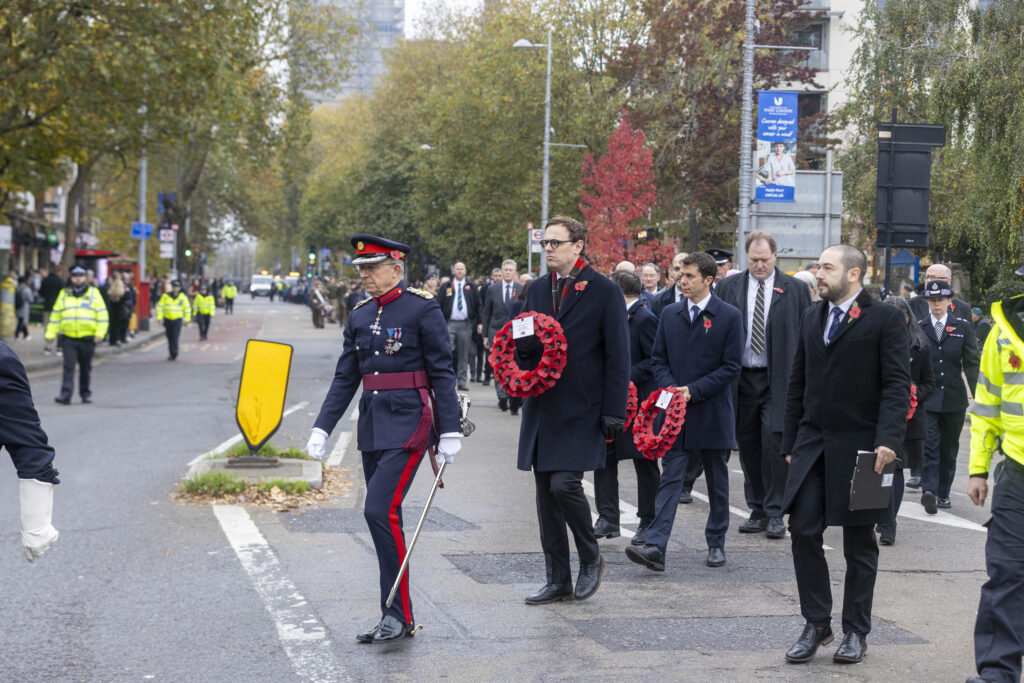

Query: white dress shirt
(743, 271), (775, 368)
(449, 279), (469, 321)
(930, 312), (948, 338)
(688, 292), (712, 321)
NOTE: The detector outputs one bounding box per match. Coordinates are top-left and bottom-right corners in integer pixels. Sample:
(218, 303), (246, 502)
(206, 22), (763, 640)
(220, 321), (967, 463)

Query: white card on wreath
(656, 390), (673, 409)
(512, 316), (535, 339)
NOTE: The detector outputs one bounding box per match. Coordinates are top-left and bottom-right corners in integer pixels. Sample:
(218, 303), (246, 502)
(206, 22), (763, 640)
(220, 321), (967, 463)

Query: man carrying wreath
(514, 216), (630, 605)
(626, 252), (742, 572)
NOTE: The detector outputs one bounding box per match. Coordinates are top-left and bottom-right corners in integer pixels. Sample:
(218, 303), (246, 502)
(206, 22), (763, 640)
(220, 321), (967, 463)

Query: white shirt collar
(827, 288), (862, 316)
(688, 292), (712, 313)
(930, 312), (948, 328)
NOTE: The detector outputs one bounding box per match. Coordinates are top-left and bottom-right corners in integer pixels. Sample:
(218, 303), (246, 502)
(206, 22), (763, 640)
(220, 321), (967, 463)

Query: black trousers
(107, 307), (125, 346)
(878, 439), (922, 535)
(224, 298), (233, 314)
(974, 459), (1024, 683)
(593, 440), (660, 528)
(923, 409), (966, 499)
(534, 469), (600, 585)
(196, 314), (211, 339)
(736, 368), (787, 519)
(165, 318), (183, 359)
(789, 456), (878, 635)
(60, 337), (95, 400)
(362, 448), (424, 624)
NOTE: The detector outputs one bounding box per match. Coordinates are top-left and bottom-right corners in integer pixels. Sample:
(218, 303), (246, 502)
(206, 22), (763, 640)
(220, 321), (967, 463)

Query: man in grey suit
(716, 231), (811, 539)
(480, 259), (523, 413)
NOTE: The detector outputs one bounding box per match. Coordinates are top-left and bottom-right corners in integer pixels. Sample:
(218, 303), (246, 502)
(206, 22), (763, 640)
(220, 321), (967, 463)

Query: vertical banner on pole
(755, 91), (798, 203)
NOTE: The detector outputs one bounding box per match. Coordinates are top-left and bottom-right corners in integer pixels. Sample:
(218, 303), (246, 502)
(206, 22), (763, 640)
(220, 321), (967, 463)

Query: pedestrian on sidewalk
(39, 266), (64, 355)
(45, 265), (108, 404)
(156, 280), (191, 360)
(102, 272), (127, 347)
(193, 284), (215, 341)
(14, 275), (33, 340)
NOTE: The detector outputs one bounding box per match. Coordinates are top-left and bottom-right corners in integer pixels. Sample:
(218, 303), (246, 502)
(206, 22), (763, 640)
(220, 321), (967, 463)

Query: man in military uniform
(45, 265), (108, 404)
(306, 234), (462, 643)
(156, 280), (192, 360)
(1, 341), (61, 562)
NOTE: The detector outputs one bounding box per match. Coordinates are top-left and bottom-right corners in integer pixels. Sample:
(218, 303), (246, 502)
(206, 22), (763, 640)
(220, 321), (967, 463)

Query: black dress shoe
(922, 491), (938, 515)
(706, 547), (726, 567)
(356, 618), (383, 643)
(966, 676), (996, 682)
(457, 384), (468, 391)
(625, 544), (664, 572)
(498, 397), (508, 411)
(574, 555), (604, 600)
(906, 475), (922, 489)
(785, 622), (834, 663)
(766, 517), (786, 539)
(54, 397), (71, 405)
(878, 526), (895, 545)
(481, 380), (490, 387)
(738, 515), (767, 533)
(524, 582), (574, 605)
(372, 614), (416, 642)
(678, 488), (693, 504)
(81, 396), (92, 404)
(937, 497), (952, 509)
(833, 632), (867, 663)
(593, 519), (620, 539)
(631, 525), (648, 546)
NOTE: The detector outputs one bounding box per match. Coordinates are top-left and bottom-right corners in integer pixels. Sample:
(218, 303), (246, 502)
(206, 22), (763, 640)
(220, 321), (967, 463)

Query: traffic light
(185, 247), (192, 257)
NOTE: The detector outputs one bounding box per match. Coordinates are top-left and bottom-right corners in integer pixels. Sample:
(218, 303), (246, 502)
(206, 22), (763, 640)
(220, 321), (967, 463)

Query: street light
(514, 29), (553, 275)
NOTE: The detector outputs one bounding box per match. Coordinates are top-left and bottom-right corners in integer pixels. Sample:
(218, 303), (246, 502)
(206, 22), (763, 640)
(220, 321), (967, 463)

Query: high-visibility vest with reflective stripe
(969, 295), (1024, 474)
(45, 286), (109, 340)
(157, 292), (192, 322)
(221, 285), (237, 300)
(194, 294), (216, 315)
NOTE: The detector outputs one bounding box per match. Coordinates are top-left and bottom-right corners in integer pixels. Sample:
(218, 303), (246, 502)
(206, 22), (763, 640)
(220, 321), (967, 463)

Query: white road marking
(898, 500), (986, 531)
(212, 505), (347, 682)
(323, 406), (359, 468)
(187, 401), (309, 466)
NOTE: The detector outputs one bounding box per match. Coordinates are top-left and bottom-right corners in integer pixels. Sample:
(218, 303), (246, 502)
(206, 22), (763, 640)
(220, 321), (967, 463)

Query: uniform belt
(742, 366), (768, 372)
(362, 370), (429, 391)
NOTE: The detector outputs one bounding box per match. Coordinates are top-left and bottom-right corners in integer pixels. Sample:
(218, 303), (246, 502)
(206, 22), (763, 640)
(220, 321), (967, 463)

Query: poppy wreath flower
(907, 382), (918, 421)
(848, 302), (861, 320)
(1010, 352), (1022, 370)
(632, 386), (687, 460)
(488, 313), (567, 398)
(625, 382), (639, 429)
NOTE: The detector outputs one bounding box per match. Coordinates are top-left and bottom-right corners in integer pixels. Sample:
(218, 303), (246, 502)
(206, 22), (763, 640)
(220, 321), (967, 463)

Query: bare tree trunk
(61, 161), (93, 271)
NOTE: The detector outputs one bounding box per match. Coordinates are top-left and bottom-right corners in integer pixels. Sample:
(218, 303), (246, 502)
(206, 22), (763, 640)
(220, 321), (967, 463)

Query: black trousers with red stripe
(362, 447), (425, 624)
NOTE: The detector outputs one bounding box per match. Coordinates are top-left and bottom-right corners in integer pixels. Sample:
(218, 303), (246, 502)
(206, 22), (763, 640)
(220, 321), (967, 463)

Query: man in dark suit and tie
(715, 231), (811, 539)
(480, 259), (523, 413)
(626, 252), (743, 571)
(650, 252), (689, 317)
(437, 262), (480, 390)
(516, 216), (630, 605)
(781, 245), (910, 665)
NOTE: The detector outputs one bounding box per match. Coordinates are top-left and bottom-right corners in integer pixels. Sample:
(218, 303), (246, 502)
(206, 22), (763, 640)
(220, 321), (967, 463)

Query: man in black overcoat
(781, 245), (910, 665)
(715, 231), (811, 539)
(515, 216), (630, 605)
(480, 259), (523, 412)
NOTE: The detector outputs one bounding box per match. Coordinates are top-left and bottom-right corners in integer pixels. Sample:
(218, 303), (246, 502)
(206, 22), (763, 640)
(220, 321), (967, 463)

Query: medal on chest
(385, 327), (403, 355)
(369, 306), (383, 335)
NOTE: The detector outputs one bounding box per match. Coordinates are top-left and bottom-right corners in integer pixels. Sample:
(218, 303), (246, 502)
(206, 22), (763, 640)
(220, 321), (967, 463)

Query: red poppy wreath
(632, 386), (687, 460)
(488, 313), (567, 398)
(625, 382), (639, 429)
(906, 382), (918, 421)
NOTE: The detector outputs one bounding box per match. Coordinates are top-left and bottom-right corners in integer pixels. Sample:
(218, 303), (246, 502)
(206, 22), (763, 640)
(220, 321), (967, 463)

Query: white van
(250, 274), (274, 298)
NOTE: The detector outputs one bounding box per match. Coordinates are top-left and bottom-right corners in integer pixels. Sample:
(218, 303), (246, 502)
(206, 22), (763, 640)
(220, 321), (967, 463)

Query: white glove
(435, 434), (462, 467)
(20, 479), (59, 563)
(306, 428), (328, 460)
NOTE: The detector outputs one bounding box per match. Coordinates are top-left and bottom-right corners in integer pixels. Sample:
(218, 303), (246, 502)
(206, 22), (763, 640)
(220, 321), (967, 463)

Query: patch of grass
(225, 442), (312, 461)
(183, 471), (246, 496)
(257, 479), (309, 495)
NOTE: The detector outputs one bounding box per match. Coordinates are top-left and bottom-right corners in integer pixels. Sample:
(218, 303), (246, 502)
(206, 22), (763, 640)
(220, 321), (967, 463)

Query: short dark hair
(745, 230), (777, 254)
(546, 215), (587, 252)
(681, 252), (717, 280)
(611, 270), (643, 297)
(828, 244), (867, 278)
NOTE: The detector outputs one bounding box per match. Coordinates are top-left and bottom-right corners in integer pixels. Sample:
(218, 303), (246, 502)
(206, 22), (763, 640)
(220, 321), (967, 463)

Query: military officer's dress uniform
(45, 265), (109, 404)
(920, 280), (980, 513)
(306, 235), (462, 644)
(156, 282), (192, 360)
(193, 289), (215, 341)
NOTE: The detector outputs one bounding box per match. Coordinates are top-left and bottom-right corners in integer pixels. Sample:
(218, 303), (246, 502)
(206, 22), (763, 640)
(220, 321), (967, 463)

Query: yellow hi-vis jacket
(969, 295), (1024, 475)
(157, 292), (192, 322)
(194, 293), (216, 316)
(221, 285), (237, 300)
(45, 286), (109, 340)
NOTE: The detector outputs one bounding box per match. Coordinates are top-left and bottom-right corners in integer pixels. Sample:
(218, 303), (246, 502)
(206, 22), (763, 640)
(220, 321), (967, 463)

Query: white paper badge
(512, 316), (535, 339)
(656, 390), (673, 409)
(881, 473), (894, 487)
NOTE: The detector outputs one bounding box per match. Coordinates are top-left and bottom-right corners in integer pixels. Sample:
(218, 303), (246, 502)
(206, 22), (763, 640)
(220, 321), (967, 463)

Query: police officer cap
(705, 248), (733, 265)
(924, 280), (953, 298)
(351, 234), (410, 266)
(171, 279), (182, 287)
(69, 265), (86, 276)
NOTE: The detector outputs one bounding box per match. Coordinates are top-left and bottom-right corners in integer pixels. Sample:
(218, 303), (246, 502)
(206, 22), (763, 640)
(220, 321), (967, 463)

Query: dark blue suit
(313, 282), (460, 625)
(650, 285), (682, 318)
(0, 342), (59, 484)
(646, 294), (743, 553)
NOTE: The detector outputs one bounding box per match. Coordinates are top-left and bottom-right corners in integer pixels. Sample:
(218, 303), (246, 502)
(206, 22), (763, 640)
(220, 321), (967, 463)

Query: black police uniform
(313, 235), (461, 635)
(1, 342), (60, 484)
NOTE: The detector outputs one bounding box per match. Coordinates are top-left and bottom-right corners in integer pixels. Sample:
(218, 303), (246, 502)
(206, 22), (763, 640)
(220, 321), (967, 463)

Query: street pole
(540, 28), (552, 276)
(736, 0), (755, 273)
(138, 115), (147, 284)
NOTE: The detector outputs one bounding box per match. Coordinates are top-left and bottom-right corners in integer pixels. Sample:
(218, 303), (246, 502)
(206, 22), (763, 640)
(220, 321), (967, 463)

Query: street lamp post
(514, 29), (553, 275)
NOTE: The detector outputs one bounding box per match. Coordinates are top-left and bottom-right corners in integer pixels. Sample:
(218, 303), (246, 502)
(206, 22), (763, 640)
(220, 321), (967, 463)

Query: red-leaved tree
(580, 113), (674, 273)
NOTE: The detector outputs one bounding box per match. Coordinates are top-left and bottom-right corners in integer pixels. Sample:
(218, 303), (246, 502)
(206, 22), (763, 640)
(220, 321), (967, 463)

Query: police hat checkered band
(924, 280), (953, 298)
(70, 266), (86, 276)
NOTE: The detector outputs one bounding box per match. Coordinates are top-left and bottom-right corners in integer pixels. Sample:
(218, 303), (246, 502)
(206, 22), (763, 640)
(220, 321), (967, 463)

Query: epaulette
(407, 287), (434, 299)
(353, 297), (373, 310)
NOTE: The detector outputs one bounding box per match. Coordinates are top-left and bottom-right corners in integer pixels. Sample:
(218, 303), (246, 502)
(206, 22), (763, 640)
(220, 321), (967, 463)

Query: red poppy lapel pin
(702, 315), (712, 333)
(1010, 352), (1022, 370)
(945, 325), (955, 333)
(575, 280), (589, 292)
(848, 302), (861, 321)
(774, 287), (784, 294)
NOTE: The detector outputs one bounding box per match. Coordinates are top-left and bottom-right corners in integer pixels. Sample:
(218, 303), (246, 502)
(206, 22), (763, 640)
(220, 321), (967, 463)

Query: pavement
(3, 318), (166, 373)
(0, 297), (997, 681)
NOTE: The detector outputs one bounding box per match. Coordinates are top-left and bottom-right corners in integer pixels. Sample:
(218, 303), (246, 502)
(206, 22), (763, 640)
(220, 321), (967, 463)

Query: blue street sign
(157, 193), (165, 215)
(130, 222), (155, 239)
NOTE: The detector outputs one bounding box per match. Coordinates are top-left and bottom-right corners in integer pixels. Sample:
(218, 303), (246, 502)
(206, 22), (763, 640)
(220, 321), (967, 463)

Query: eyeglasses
(540, 239), (573, 249)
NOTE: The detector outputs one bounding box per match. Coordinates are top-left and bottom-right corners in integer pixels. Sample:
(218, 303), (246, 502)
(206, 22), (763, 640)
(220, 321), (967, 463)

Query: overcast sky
(404, 0), (481, 38)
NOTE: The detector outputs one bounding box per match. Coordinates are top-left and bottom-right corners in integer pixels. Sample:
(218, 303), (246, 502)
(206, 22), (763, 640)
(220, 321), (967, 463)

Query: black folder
(849, 451), (901, 511)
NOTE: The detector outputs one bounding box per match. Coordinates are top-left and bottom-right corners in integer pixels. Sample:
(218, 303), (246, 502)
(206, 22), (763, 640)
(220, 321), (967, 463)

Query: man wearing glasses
(516, 216), (630, 606)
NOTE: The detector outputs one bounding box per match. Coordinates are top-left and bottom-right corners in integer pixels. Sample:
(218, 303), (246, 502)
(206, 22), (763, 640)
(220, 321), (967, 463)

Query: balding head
(925, 264), (952, 283)
(615, 260), (636, 273)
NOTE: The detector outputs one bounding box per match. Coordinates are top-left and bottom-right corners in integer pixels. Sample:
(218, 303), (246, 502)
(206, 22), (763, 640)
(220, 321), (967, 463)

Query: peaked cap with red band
(351, 233), (411, 265)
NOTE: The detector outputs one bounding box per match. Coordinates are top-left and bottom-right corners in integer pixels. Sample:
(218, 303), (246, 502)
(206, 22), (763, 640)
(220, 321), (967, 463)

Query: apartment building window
(792, 22), (828, 71)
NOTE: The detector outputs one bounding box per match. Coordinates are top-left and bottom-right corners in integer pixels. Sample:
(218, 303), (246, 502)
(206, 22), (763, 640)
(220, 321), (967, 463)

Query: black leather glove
(515, 334), (543, 357)
(600, 415), (625, 441)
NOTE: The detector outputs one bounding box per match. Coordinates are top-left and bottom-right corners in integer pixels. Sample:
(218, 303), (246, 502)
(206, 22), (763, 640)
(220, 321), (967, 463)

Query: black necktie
(504, 285), (510, 306)
(691, 304), (700, 323)
(827, 306), (844, 343)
